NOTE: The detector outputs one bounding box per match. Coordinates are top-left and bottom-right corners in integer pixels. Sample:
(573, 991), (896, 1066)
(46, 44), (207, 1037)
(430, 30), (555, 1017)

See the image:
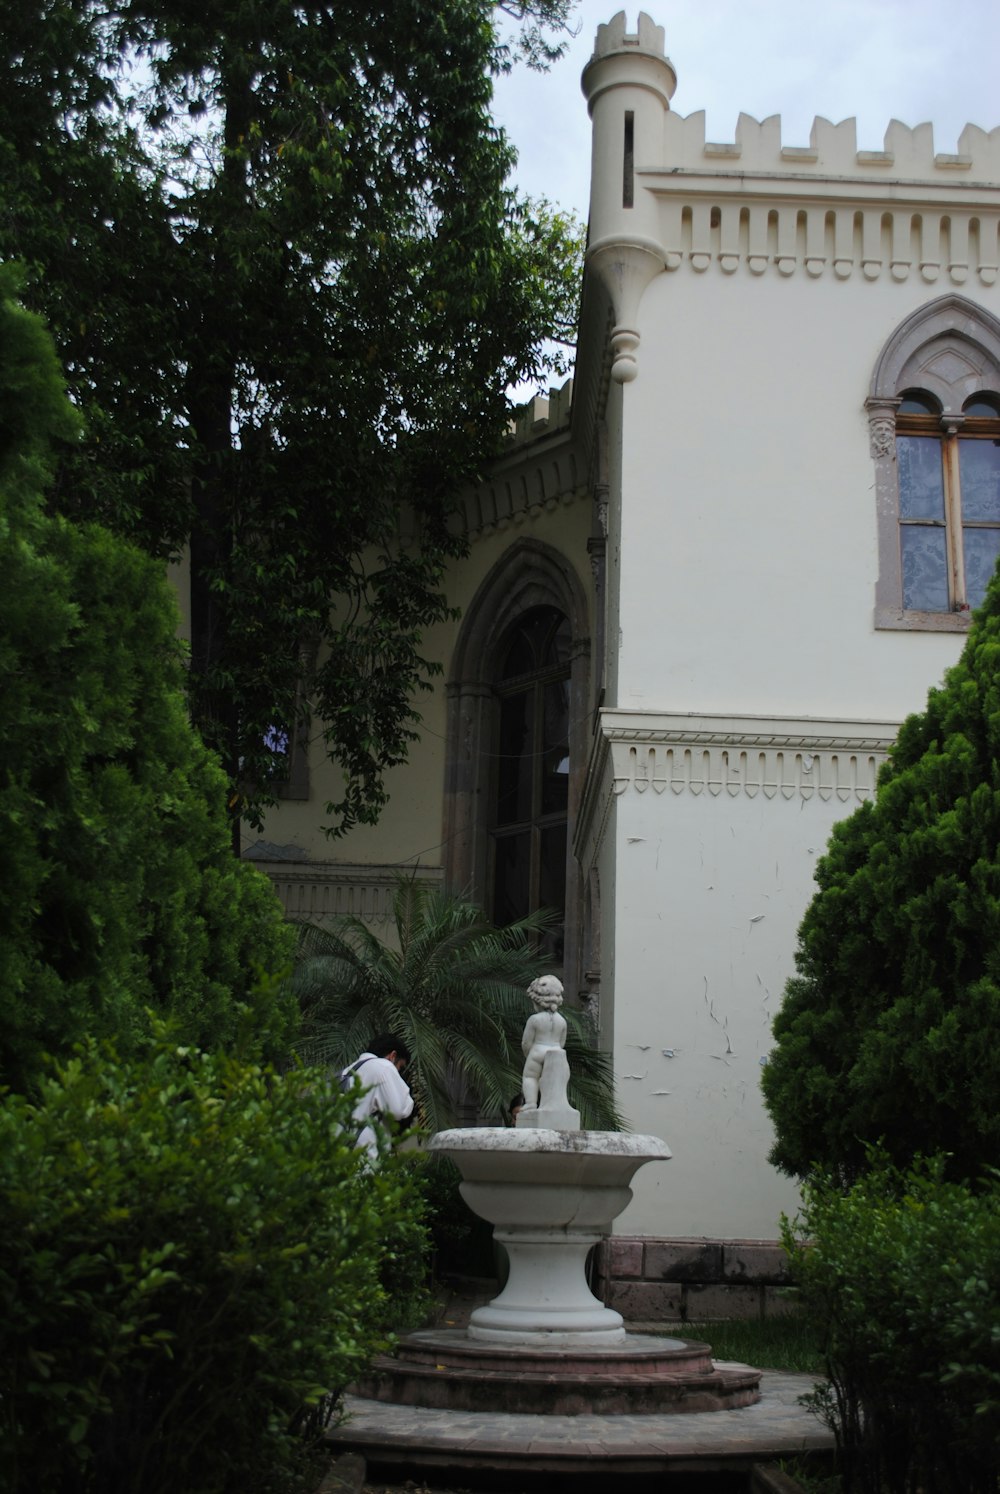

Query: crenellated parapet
(662, 112), (1000, 181)
(582, 13), (1000, 381)
(589, 9), (668, 64)
(647, 112), (1000, 287)
(457, 379), (586, 540)
(507, 378), (574, 446)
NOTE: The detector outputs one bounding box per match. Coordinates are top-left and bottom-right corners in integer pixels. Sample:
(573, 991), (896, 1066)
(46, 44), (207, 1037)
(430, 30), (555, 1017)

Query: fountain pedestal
(433, 1126), (669, 1345)
(472, 1228), (617, 1342)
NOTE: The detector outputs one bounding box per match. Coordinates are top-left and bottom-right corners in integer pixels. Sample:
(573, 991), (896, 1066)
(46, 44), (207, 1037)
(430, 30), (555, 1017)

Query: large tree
(0, 0), (580, 838)
(761, 573), (1000, 1187)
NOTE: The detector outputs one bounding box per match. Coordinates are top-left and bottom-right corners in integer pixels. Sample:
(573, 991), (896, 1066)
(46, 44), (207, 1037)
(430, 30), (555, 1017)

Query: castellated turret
(581, 11), (676, 253)
(581, 12), (677, 383)
(582, 11), (1000, 383)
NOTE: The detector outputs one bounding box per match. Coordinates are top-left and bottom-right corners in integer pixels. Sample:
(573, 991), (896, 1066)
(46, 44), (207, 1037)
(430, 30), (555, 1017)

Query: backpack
(338, 1055), (373, 1096)
(338, 1056), (381, 1138)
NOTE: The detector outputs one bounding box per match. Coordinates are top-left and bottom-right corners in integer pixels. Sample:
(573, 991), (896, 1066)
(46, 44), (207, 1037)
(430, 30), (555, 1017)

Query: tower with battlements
(571, 12), (1000, 1309)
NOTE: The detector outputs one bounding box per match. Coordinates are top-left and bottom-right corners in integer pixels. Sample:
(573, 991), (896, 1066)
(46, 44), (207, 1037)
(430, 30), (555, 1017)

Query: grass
(681, 1312), (824, 1374)
(774, 1459), (842, 1494)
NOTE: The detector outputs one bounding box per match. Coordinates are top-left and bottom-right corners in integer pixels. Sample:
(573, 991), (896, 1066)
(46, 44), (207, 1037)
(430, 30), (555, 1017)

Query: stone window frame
(443, 538), (590, 995)
(870, 294), (1000, 631)
(272, 654), (316, 801)
(273, 716), (310, 800)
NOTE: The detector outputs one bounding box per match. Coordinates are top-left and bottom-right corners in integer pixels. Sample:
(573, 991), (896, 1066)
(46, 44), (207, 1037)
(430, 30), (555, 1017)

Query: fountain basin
(429, 1127), (670, 1346)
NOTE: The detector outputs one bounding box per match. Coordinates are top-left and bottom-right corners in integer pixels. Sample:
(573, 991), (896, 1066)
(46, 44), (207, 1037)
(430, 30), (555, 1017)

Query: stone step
(354, 1328), (762, 1416)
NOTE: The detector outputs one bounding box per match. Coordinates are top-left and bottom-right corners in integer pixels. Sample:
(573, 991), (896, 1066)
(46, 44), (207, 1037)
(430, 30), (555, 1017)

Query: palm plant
(290, 878), (622, 1133)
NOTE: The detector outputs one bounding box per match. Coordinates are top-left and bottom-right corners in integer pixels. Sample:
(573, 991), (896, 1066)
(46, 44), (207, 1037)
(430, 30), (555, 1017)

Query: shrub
(783, 1157), (1000, 1494)
(0, 1032), (428, 1494)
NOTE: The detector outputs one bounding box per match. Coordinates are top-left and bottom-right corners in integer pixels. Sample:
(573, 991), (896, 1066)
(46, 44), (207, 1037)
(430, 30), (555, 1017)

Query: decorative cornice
(631, 115), (1000, 286)
(645, 196), (1000, 285)
(575, 711), (899, 874)
(252, 861), (442, 925)
(602, 713), (897, 750)
(598, 708), (898, 815)
(614, 738), (884, 802)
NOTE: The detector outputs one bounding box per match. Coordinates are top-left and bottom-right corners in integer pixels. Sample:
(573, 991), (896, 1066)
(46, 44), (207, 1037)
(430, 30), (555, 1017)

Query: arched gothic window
(490, 606), (571, 959)
(443, 540), (590, 989)
(869, 295), (1000, 629)
(895, 390), (1000, 613)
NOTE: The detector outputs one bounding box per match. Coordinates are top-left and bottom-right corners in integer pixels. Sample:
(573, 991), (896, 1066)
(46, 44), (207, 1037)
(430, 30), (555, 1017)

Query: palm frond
(286, 879), (621, 1132)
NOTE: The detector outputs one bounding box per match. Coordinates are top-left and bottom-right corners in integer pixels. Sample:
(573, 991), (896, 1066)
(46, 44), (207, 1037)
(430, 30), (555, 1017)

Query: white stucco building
(242, 14), (1000, 1312)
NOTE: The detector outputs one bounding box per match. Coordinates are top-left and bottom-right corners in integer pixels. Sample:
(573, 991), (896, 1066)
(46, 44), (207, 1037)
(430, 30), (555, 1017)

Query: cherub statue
(519, 974), (567, 1111)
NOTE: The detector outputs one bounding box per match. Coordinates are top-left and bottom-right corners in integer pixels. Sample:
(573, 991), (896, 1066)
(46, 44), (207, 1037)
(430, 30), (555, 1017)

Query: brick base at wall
(595, 1237), (795, 1322)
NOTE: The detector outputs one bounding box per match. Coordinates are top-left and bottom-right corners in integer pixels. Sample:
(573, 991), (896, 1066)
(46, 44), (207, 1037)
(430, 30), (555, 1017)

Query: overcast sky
(493, 1), (1000, 224)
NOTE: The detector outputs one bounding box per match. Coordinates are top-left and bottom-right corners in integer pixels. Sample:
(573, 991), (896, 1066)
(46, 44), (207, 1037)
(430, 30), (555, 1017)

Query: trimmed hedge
(0, 1034), (428, 1493)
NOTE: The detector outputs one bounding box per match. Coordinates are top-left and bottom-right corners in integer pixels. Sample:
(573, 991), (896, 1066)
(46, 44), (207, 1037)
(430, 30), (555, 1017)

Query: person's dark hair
(508, 1093), (525, 1116)
(370, 1032), (410, 1063)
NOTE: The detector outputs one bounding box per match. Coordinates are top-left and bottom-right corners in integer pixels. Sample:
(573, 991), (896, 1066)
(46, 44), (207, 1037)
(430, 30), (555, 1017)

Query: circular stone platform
(354, 1328), (762, 1416)
(328, 1370), (832, 1483)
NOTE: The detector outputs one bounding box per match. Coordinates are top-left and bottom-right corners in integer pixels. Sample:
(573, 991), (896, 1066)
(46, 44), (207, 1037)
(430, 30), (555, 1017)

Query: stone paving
(328, 1366), (831, 1477)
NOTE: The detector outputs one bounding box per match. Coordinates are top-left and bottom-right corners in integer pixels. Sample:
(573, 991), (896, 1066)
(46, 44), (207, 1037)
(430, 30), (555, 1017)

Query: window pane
(495, 690), (534, 826)
(491, 606), (570, 947)
(963, 396), (1000, 417)
(898, 391), (939, 415)
(541, 678), (570, 815)
(493, 831), (531, 927)
(958, 439), (1000, 522)
(901, 526), (949, 611)
(263, 724), (290, 756)
(499, 606), (566, 680)
(539, 823), (567, 964)
(539, 823), (567, 911)
(500, 626), (536, 680)
(963, 527), (1000, 611)
(897, 436), (944, 520)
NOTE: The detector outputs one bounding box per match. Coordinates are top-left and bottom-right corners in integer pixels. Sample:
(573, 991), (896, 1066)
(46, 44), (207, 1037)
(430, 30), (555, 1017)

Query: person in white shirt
(341, 1032), (414, 1162)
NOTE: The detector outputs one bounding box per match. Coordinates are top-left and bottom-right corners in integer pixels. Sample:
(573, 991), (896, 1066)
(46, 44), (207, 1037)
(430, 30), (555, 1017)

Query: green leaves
(291, 877), (621, 1132)
(763, 563), (1000, 1186)
(0, 276), (295, 1093)
(783, 1158), (1000, 1493)
(0, 1033), (428, 1492)
(0, 0), (583, 830)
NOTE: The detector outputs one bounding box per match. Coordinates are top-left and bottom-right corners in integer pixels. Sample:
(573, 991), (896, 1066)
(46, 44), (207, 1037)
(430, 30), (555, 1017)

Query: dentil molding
(605, 711), (895, 800)
(575, 710), (899, 872)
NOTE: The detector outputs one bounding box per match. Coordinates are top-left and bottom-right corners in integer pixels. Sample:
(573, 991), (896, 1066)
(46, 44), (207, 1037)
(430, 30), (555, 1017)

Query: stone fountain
(358, 977), (761, 1415)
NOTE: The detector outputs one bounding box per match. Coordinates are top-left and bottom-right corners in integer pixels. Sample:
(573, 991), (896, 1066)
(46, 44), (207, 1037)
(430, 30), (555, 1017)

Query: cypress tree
(763, 573), (1000, 1185)
(0, 269), (295, 1092)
